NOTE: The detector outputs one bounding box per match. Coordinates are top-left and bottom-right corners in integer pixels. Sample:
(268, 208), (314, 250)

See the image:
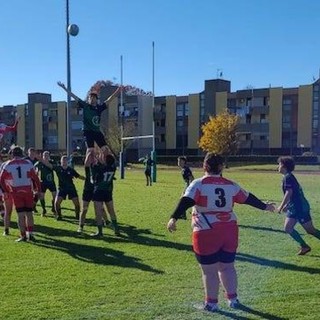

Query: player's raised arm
(84, 149), (95, 167)
(57, 81), (81, 102)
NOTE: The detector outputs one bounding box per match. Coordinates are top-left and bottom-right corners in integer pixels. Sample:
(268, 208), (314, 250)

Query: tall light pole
(151, 41), (157, 182)
(65, 0), (78, 157)
(119, 55), (125, 179)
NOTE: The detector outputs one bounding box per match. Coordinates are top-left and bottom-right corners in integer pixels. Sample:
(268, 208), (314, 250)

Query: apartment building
(1, 78), (319, 157)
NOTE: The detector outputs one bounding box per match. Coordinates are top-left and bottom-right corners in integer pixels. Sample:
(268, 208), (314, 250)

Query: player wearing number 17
(0, 146), (41, 242)
(91, 151), (119, 237)
(167, 153), (275, 312)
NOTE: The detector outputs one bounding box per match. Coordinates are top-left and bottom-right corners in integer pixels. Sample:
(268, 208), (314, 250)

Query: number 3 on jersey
(215, 188), (226, 208)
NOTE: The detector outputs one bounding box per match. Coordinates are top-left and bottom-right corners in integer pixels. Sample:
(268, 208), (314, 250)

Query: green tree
(198, 109), (240, 158)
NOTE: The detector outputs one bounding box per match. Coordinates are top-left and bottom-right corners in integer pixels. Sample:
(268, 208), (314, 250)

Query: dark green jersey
(78, 100), (107, 132)
(35, 160), (55, 183)
(91, 162), (116, 192)
(143, 158), (154, 172)
(54, 165), (79, 190)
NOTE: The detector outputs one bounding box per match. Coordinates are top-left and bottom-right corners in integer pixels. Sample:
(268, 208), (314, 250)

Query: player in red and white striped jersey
(167, 153), (275, 312)
(0, 149), (14, 236)
(0, 146), (41, 242)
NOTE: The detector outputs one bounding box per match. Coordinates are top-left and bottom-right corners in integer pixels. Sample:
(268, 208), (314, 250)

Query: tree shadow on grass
(237, 252), (320, 274)
(33, 233), (163, 274)
(239, 224), (285, 234)
(216, 303), (289, 320)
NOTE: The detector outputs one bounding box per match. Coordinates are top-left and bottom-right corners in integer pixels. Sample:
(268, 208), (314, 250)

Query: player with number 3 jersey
(167, 153), (275, 312)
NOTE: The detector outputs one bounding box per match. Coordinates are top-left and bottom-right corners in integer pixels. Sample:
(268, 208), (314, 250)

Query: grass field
(1, 165), (320, 320)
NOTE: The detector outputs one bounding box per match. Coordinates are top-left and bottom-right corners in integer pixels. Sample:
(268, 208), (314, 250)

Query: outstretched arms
(57, 81), (81, 102)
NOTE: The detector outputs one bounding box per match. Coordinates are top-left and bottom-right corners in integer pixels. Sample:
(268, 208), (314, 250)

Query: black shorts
(41, 182), (57, 193)
(82, 188), (94, 202)
(286, 210), (312, 225)
(145, 169), (151, 176)
(83, 130), (106, 148)
(92, 190), (112, 203)
(195, 250), (236, 265)
(57, 188), (78, 200)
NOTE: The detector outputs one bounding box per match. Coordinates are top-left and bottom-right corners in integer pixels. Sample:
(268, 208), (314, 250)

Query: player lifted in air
(0, 115), (20, 142)
(57, 81), (121, 154)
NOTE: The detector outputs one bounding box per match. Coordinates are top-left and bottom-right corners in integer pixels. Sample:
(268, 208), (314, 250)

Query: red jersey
(0, 121), (18, 140)
(184, 174), (249, 232)
(0, 158), (41, 193)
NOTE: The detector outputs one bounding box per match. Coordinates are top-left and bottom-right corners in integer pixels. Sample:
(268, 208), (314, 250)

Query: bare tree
(102, 117), (135, 158)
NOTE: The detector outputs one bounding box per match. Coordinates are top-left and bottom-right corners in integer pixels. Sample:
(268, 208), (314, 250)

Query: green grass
(1, 166), (320, 319)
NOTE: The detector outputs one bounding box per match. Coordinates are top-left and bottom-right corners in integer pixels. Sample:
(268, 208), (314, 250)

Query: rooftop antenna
(216, 69), (223, 79)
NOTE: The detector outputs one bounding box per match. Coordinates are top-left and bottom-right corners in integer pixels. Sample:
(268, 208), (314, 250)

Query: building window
(177, 120), (184, 127)
(176, 104), (184, 117)
(43, 110), (48, 117)
(246, 114), (251, 124)
(260, 114), (266, 123)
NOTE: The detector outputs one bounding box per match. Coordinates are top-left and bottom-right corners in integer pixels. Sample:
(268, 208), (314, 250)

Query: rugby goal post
(120, 134), (156, 182)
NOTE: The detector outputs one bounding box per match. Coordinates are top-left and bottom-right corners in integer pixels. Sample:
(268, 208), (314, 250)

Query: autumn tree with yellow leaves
(198, 109), (240, 157)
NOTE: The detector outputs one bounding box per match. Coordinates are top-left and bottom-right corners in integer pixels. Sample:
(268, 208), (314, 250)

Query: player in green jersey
(77, 149), (110, 233)
(57, 81), (121, 154)
(54, 156), (85, 220)
(34, 151), (56, 216)
(90, 151), (119, 237)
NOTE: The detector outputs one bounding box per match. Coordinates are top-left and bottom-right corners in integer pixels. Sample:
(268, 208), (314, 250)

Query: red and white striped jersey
(184, 174), (249, 231)
(0, 158), (41, 193)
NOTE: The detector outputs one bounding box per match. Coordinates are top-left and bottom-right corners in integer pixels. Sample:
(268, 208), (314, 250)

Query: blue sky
(1, 0), (320, 106)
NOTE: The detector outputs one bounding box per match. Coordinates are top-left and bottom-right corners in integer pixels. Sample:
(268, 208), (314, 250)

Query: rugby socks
(51, 200), (55, 213)
(40, 199), (46, 211)
(289, 229), (308, 247)
(205, 297), (218, 304)
(311, 229), (320, 240)
(111, 219), (120, 235)
(97, 224), (103, 235)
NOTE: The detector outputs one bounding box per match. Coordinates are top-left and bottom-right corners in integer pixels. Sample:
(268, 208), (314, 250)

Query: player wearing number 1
(0, 146), (41, 242)
(167, 153), (275, 312)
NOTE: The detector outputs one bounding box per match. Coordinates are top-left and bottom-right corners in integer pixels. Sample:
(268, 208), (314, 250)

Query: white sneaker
(203, 303), (219, 312)
(228, 298), (240, 309)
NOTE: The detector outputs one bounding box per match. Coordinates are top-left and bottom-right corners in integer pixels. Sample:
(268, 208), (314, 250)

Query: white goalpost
(119, 42), (157, 181)
(119, 134), (154, 180)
